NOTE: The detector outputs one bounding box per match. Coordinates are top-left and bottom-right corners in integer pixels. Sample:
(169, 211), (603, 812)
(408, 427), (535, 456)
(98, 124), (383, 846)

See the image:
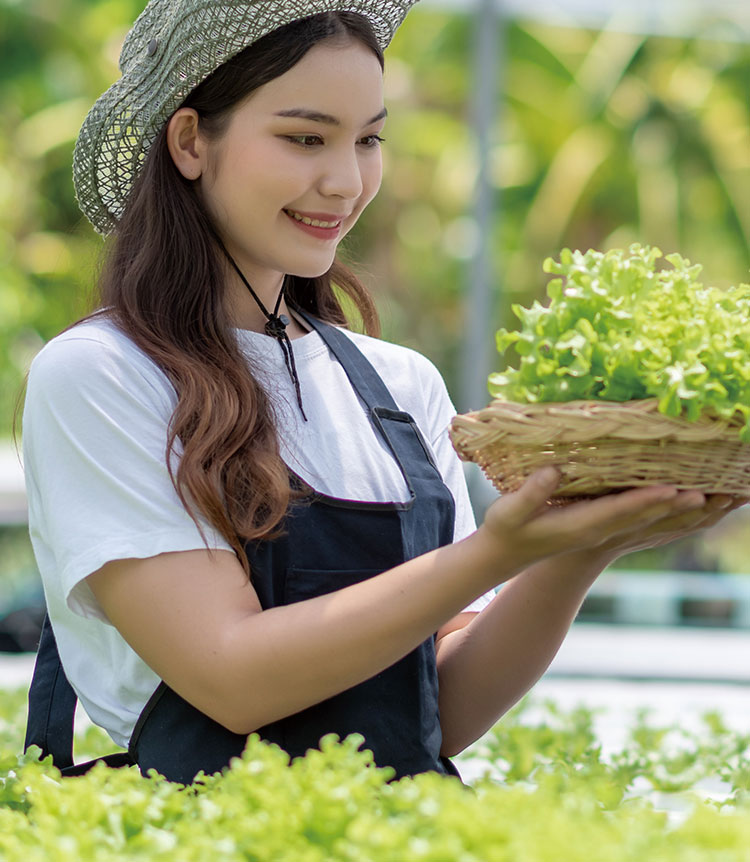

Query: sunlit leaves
(0, 695), (748, 858)
(3, 2), (750, 426)
(490, 245), (750, 440)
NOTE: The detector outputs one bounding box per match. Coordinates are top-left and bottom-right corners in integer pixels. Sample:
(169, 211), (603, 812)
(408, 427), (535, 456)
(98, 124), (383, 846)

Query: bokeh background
(1, 0), (750, 606)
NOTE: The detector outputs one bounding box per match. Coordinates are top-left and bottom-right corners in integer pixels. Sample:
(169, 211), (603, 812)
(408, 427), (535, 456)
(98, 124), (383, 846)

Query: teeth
(286, 210), (339, 228)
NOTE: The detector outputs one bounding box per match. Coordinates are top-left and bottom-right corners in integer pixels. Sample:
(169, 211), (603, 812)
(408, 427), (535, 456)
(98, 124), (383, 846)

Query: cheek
(212, 140), (303, 212)
(343, 162), (382, 238)
(359, 157), (383, 208)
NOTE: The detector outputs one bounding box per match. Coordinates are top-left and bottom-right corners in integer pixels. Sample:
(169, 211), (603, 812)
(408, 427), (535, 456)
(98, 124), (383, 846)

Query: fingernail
(677, 493), (704, 509)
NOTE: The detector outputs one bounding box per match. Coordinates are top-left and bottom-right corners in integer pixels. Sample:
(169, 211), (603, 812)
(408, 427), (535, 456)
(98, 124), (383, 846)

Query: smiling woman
(20, 0), (738, 788)
(165, 37), (387, 326)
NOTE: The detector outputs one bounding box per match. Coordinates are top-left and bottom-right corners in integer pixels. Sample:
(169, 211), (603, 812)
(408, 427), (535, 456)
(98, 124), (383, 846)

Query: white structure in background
(0, 445), (25, 525)
(424, 0), (750, 39)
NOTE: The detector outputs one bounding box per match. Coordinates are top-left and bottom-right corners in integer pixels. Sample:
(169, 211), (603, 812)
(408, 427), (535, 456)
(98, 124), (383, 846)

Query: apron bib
(25, 314), (459, 783)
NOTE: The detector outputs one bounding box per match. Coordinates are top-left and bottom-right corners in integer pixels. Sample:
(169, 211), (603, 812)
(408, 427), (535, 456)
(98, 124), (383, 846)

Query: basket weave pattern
(450, 398), (750, 498)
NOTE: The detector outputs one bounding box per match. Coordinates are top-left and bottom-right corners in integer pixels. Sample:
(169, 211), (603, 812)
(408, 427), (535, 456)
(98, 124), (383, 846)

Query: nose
(318, 145), (365, 201)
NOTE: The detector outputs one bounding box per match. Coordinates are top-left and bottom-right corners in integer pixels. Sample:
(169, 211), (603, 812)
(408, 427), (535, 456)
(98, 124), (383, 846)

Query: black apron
(25, 314), (460, 783)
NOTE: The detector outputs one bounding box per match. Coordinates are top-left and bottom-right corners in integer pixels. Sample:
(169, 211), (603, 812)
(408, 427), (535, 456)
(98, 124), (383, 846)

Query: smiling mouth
(283, 209), (342, 228)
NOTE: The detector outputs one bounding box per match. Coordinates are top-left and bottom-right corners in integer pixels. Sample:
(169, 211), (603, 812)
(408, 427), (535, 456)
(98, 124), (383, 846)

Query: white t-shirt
(23, 316), (493, 749)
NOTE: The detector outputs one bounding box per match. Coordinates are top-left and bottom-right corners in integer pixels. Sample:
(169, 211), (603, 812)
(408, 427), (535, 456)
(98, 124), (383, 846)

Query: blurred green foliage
(377, 12), (750, 394)
(2, 1), (750, 429)
(2, 1), (750, 574)
(1, 0), (145, 428)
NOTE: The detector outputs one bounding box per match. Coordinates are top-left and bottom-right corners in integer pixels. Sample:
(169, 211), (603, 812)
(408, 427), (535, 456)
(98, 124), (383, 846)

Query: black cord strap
(223, 250), (307, 421)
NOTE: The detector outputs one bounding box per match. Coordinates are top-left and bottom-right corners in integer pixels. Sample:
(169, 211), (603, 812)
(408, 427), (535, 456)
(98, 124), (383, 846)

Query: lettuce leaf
(489, 244), (750, 441)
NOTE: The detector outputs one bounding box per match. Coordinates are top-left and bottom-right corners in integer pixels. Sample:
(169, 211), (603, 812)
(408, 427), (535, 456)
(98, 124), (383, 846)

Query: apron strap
(294, 310), (400, 413)
(294, 311), (442, 490)
(24, 616), (78, 769)
(24, 615), (76, 768)
(24, 615), (133, 774)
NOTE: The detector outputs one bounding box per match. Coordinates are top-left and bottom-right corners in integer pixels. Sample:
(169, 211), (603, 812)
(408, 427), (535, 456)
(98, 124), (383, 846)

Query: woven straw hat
(73, 0), (419, 235)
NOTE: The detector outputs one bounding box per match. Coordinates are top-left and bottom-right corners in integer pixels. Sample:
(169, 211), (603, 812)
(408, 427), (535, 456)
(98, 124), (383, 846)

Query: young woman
(22, 0), (740, 784)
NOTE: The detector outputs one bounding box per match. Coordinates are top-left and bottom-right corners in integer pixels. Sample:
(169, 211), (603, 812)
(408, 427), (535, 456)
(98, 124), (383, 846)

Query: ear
(166, 108), (205, 180)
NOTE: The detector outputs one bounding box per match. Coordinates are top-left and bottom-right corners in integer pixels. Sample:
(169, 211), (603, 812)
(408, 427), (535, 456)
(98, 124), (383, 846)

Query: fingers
(704, 494), (734, 512)
(486, 478), (748, 563)
(690, 495), (743, 531)
(645, 504), (720, 536)
(544, 486), (716, 553)
(549, 485), (693, 535)
(638, 493), (744, 533)
(500, 468), (562, 524)
(650, 492), (747, 523)
(611, 492), (742, 550)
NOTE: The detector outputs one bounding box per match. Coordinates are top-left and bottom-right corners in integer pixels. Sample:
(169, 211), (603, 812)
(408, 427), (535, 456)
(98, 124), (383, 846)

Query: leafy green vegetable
(1, 690), (750, 858)
(490, 245), (750, 442)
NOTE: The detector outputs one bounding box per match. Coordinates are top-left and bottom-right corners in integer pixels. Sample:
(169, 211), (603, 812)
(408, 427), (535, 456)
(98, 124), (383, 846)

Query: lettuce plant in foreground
(3, 695), (750, 859)
(490, 245), (750, 442)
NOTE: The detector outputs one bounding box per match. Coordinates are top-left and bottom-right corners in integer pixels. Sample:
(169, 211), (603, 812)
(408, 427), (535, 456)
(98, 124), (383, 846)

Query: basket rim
(462, 396), (743, 421)
(450, 396), (747, 450)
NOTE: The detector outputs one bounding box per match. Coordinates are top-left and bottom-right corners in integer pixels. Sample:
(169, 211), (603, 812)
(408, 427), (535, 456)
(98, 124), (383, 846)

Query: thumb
(501, 468), (561, 524)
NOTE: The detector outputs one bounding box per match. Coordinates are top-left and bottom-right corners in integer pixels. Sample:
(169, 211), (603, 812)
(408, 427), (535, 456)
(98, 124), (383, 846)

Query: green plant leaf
(490, 245), (750, 438)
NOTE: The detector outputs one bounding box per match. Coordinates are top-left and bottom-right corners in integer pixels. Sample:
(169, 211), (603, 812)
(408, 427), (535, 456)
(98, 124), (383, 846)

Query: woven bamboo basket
(450, 398), (750, 500)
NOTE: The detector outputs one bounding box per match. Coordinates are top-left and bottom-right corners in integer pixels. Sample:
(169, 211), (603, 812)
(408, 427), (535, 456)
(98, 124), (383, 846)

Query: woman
(22, 0), (739, 784)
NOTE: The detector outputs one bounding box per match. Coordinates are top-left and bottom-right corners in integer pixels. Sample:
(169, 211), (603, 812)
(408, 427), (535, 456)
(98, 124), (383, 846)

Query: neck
(222, 254), (308, 338)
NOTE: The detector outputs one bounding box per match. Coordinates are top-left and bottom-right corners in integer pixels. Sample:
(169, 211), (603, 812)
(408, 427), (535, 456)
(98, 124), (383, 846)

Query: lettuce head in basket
(490, 244), (750, 442)
(451, 244), (750, 499)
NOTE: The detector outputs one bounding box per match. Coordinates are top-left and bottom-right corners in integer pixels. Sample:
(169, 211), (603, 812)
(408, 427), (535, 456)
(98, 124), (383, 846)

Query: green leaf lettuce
(490, 245), (750, 441)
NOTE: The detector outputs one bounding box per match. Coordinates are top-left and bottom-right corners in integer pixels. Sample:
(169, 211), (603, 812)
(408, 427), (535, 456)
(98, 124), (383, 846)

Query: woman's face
(196, 37), (385, 289)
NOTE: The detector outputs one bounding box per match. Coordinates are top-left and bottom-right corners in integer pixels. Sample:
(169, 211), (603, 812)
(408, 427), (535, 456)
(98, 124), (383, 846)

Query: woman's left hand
(593, 491), (749, 560)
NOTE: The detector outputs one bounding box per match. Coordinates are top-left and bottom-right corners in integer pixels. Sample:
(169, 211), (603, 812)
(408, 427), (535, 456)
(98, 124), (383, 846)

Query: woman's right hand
(477, 467), (706, 574)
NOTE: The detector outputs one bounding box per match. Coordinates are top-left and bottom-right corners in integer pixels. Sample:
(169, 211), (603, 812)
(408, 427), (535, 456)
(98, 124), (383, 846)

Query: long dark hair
(95, 12), (384, 572)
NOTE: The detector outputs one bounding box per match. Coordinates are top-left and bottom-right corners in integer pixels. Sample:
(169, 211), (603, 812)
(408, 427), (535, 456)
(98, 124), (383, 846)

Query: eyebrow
(273, 107), (388, 126)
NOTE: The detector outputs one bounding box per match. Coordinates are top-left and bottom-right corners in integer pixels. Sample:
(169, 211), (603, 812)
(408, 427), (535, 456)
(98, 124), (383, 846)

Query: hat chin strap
(221, 245), (308, 422)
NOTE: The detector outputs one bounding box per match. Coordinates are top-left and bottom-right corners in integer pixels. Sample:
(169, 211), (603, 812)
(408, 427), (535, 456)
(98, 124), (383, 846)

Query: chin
(287, 259), (337, 280)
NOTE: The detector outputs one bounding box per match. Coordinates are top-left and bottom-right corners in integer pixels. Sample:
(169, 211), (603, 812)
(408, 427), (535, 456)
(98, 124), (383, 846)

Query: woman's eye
(360, 135), (386, 148)
(283, 135), (385, 149)
(285, 135), (324, 147)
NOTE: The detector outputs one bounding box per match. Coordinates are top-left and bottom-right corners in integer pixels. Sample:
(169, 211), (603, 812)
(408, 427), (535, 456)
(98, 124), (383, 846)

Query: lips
(284, 208), (347, 227)
(283, 209), (343, 240)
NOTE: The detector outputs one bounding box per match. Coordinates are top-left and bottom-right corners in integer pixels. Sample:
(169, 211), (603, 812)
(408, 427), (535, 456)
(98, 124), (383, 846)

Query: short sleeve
(23, 326), (233, 622)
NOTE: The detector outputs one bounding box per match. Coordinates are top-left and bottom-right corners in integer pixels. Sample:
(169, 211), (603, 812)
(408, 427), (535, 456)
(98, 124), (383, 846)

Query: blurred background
(1, 0), (750, 747)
